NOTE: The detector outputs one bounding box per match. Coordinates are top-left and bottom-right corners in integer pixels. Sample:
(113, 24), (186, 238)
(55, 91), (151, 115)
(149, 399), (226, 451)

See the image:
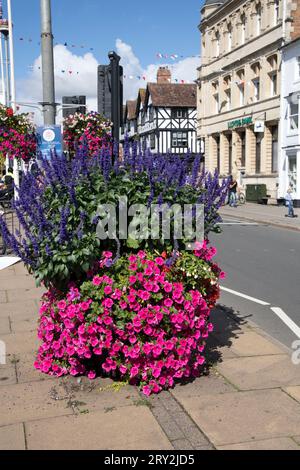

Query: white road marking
(220, 285), (300, 339)
(220, 286), (270, 306)
(220, 222), (259, 226)
(0, 257), (21, 271)
(271, 307), (300, 339)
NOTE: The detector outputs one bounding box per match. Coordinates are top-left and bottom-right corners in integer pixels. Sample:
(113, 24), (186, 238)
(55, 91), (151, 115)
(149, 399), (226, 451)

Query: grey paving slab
(216, 355), (300, 390)
(25, 407), (173, 450)
(177, 389), (300, 446)
(0, 423), (26, 450)
(217, 437), (300, 450)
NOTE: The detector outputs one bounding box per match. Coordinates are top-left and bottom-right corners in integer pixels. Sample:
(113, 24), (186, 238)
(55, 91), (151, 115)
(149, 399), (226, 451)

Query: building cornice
(199, 0), (250, 31)
(199, 28), (283, 80)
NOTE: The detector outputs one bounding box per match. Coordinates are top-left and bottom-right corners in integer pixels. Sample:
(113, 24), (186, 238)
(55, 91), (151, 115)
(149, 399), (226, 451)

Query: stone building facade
(197, 0), (299, 200)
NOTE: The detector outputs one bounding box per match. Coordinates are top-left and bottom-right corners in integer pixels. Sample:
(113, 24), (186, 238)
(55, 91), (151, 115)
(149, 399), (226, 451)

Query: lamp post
(7, 0), (15, 111)
(40, 0), (56, 125)
(108, 51), (122, 148)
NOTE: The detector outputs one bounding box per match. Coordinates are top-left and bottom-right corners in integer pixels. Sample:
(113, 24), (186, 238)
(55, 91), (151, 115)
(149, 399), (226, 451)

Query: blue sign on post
(37, 125), (63, 159)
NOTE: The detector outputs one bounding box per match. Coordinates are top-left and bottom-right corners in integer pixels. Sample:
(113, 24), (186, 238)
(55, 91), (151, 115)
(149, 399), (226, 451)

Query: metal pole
(0, 35), (6, 106)
(4, 35), (9, 106)
(40, 0), (56, 125)
(7, 0), (16, 111)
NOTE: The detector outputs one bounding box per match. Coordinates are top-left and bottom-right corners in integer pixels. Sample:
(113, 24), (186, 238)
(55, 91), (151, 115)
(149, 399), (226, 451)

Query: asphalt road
(210, 217), (300, 350)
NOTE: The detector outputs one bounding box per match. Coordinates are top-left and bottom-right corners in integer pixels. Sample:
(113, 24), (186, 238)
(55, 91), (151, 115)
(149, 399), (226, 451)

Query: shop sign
(254, 121), (265, 133)
(228, 116), (253, 129)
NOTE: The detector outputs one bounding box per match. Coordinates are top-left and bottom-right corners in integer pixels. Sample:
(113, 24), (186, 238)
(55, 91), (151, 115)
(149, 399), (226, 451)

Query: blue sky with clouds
(2, 0), (205, 121)
(9, 0), (204, 79)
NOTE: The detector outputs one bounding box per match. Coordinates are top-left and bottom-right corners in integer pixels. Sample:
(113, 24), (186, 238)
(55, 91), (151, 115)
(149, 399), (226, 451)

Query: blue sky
(2, 0), (205, 120)
(7, 0), (204, 80)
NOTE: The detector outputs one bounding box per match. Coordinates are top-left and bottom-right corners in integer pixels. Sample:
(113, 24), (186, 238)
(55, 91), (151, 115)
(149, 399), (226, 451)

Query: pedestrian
(228, 176), (238, 207)
(285, 187), (297, 218)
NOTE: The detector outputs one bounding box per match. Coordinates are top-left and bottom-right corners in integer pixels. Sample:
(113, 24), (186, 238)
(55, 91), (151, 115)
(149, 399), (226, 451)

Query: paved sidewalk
(220, 203), (300, 231)
(1, 263), (300, 450)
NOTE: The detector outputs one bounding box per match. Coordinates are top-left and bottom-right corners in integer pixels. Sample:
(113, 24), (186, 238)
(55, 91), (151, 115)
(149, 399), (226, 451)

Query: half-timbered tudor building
(121, 67), (201, 155)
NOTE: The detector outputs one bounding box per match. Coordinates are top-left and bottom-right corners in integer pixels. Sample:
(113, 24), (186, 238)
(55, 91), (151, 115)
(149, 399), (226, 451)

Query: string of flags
(123, 74), (191, 83)
(30, 66), (80, 75)
(18, 36), (94, 52)
(18, 38), (200, 61)
(156, 52), (201, 60)
(28, 66), (192, 83)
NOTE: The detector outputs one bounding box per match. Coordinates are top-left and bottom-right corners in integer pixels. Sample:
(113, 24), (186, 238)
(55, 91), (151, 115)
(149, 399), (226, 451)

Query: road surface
(211, 216), (300, 350)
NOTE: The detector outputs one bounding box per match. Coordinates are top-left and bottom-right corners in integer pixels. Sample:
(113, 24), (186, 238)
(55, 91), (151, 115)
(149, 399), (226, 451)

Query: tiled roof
(127, 100), (137, 120)
(147, 83), (197, 108)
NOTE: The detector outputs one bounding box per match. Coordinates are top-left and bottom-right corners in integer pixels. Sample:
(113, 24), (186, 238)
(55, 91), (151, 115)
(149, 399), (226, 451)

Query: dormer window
(171, 108), (188, 119)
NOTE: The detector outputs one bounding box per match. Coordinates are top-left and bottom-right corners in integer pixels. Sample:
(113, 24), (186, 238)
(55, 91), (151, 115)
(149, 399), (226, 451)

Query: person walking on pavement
(285, 187), (297, 218)
(228, 176), (238, 208)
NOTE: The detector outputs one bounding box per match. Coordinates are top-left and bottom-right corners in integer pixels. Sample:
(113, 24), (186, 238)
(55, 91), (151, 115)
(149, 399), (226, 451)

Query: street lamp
(40, 0), (56, 125)
(7, 0), (16, 111)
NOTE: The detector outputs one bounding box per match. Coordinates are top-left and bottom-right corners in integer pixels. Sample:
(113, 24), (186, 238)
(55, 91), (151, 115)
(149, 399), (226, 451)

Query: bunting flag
(156, 52), (201, 61)
(17, 36), (94, 52)
(30, 66), (192, 82)
(123, 74), (191, 84)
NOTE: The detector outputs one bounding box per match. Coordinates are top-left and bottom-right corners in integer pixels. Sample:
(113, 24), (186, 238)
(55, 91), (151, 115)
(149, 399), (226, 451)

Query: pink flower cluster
(63, 111), (112, 156)
(35, 250), (220, 396)
(0, 128), (37, 161)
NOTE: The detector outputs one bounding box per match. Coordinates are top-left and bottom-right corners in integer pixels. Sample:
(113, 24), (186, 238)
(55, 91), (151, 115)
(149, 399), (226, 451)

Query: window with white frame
(241, 14), (246, 45)
(256, 3), (262, 35)
(297, 57), (300, 79)
(149, 106), (154, 122)
(150, 133), (156, 149)
(213, 93), (219, 113)
(227, 23), (232, 52)
(267, 55), (278, 97)
(270, 72), (277, 96)
(239, 83), (245, 106)
(253, 78), (260, 101)
(251, 63), (260, 101)
(236, 69), (245, 106)
(289, 101), (299, 131)
(172, 131), (188, 148)
(224, 75), (231, 110)
(212, 81), (219, 113)
(274, 0), (279, 25)
(215, 31), (220, 57)
(225, 89), (231, 110)
(171, 108), (188, 119)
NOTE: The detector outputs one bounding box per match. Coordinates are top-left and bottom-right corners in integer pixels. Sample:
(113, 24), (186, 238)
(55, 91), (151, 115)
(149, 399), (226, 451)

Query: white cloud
(16, 40), (200, 124)
(115, 38), (200, 101)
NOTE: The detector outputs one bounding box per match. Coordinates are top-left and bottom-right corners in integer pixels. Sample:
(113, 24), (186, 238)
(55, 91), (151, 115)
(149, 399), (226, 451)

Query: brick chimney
(291, 0), (300, 40)
(157, 66), (171, 84)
